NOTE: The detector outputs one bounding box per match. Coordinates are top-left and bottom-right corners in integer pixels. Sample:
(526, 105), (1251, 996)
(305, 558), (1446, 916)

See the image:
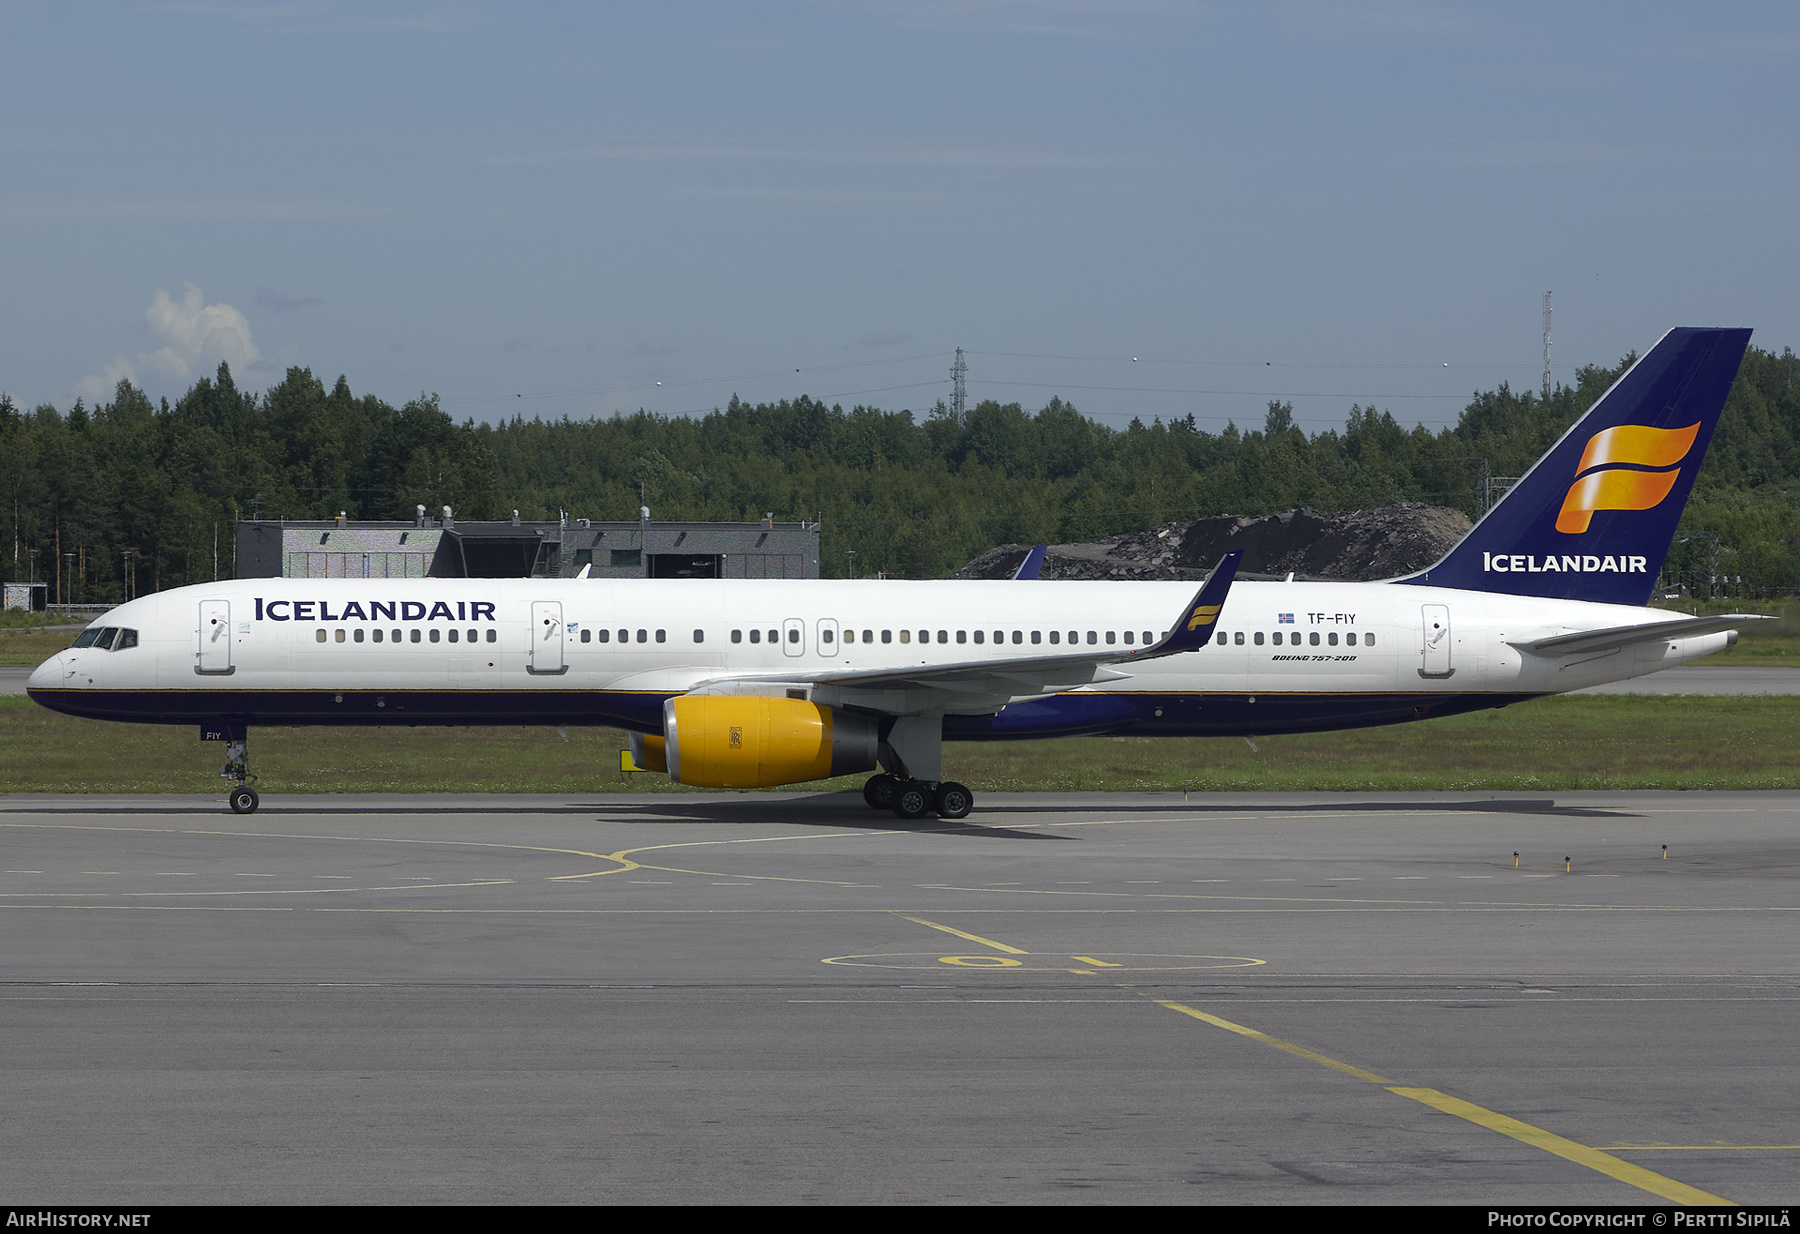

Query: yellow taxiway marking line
(556, 832), (885, 885)
(892, 913), (1734, 1207)
(1604, 1144), (1800, 1151)
(1389, 1088), (1733, 1207)
(1155, 1004), (1732, 1204)
(891, 912), (1029, 955)
(1155, 1001), (1392, 1084)
(1072, 956), (1122, 967)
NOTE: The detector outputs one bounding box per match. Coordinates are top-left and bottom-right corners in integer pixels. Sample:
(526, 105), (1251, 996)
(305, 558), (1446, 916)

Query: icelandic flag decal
(1278, 613), (1294, 624)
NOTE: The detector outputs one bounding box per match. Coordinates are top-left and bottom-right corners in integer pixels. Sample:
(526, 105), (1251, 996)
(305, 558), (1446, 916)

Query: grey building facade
(236, 514), (820, 580)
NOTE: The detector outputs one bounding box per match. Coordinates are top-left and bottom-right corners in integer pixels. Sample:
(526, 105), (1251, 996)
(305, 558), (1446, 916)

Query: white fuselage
(27, 576), (1726, 738)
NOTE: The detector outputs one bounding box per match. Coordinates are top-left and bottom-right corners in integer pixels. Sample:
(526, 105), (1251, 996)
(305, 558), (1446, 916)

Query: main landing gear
(220, 734), (260, 814)
(862, 773), (973, 821)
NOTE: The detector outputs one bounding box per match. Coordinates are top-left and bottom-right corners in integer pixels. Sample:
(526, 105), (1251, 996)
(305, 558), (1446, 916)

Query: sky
(3, 1), (1796, 434)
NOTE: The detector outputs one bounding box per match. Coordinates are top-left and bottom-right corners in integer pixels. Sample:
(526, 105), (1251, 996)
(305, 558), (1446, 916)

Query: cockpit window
(92, 628), (119, 651)
(71, 628), (101, 648)
(116, 629), (138, 650)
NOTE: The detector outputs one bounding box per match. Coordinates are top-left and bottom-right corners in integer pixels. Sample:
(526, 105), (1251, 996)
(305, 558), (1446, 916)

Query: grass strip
(0, 693), (1794, 795)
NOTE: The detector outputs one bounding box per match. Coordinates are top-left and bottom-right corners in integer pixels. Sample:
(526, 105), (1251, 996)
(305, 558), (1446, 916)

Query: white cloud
(78, 283), (262, 401)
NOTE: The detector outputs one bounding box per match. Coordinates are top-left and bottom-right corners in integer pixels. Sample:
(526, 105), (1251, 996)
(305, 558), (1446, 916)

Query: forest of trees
(4, 344), (1798, 603)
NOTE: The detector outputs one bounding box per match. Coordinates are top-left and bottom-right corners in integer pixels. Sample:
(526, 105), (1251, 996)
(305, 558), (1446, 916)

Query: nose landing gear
(218, 733), (259, 814)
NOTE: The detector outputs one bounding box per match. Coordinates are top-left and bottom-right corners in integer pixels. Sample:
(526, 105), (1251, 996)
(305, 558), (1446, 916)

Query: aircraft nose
(26, 654), (65, 694)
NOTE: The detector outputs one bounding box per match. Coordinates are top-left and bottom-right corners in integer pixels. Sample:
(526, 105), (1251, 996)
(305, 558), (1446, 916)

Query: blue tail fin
(1399, 326), (1750, 605)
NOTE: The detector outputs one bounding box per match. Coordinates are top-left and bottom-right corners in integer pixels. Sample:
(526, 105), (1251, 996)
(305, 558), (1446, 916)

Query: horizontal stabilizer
(1510, 613), (1771, 657)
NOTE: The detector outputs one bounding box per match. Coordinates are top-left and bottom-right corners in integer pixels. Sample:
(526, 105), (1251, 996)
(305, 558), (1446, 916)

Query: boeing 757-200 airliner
(28, 327), (1761, 819)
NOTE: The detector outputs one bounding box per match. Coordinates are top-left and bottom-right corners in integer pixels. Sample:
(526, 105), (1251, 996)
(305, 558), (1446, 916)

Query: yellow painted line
(1390, 1087), (1734, 1206)
(1071, 956), (1122, 967)
(892, 912), (1029, 954)
(556, 832), (885, 884)
(1146, 996), (1733, 1206)
(1604, 1144), (1800, 1151)
(1154, 1001), (1392, 1083)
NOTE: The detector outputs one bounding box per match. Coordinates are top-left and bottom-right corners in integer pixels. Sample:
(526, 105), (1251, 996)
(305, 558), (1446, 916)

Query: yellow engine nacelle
(663, 695), (880, 788)
(627, 731), (667, 773)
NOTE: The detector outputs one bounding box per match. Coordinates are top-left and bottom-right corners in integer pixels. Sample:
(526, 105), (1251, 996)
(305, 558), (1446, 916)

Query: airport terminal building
(236, 513), (820, 580)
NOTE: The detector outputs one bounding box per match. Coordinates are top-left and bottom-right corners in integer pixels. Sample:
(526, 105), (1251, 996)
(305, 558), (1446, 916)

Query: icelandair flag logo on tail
(1398, 326), (1751, 607)
(1186, 604), (1222, 632)
(1553, 421), (1700, 534)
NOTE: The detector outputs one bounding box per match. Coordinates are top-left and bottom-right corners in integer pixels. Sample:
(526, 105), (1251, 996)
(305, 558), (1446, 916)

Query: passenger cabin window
(410, 629), (421, 643)
(749, 629), (760, 643)
(843, 630), (854, 644)
(899, 630), (910, 644)
(1049, 631), (1060, 644)
(1254, 631), (1264, 645)
(1309, 632), (1320, 646)
(315, 629), (327, 643)
(882, 630), (892, 644)
(656, 630), (666, 643)
(1030, 631), (1041, 644)
(732, 629), (742, 643)
(1234, 632), (1244, 645)
(822, 629), (833, 644)
(429, 629), (441, 643)
(354, 629), (365, 643)
(862, 630), (873, 643)
(1346, 633), (1356, 646)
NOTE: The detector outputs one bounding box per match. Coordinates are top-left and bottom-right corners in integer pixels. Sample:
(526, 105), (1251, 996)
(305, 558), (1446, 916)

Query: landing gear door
(530, 601), (567, 675)
(782, 617), (805, 658)
(197, 599), (233, 675)
(1419, 604), (1454, 679)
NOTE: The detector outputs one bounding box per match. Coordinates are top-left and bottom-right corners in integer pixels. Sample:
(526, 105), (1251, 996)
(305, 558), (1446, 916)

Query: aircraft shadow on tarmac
(0, 793), (1633, 826)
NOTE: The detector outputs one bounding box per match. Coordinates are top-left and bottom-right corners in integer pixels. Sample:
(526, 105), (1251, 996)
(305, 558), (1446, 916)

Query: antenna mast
(1541, 291), (1553, 401)
(951, 347), (967, 420)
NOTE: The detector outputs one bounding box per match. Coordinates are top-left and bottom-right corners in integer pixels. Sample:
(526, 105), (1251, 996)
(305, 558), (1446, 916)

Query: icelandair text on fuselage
(1483, 553), (1648, 574)
(254, 599), (497, 623)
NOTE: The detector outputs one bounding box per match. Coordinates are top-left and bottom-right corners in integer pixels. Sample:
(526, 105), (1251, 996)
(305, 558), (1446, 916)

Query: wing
(1509, 613), (1771, 657)
(686, 551), (1242, 714)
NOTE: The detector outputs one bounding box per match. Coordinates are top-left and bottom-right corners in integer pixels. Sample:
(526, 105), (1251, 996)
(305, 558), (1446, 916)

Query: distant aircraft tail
(1011, 545), (1048, 580)
(1398, 326), (1751, 605)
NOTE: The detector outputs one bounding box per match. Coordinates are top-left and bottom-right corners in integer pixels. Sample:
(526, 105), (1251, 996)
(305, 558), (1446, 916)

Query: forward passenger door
(530, 601), (567, 675)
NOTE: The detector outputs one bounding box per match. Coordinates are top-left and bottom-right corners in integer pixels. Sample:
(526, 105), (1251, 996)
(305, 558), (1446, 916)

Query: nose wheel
(218, 734), (260, 814)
